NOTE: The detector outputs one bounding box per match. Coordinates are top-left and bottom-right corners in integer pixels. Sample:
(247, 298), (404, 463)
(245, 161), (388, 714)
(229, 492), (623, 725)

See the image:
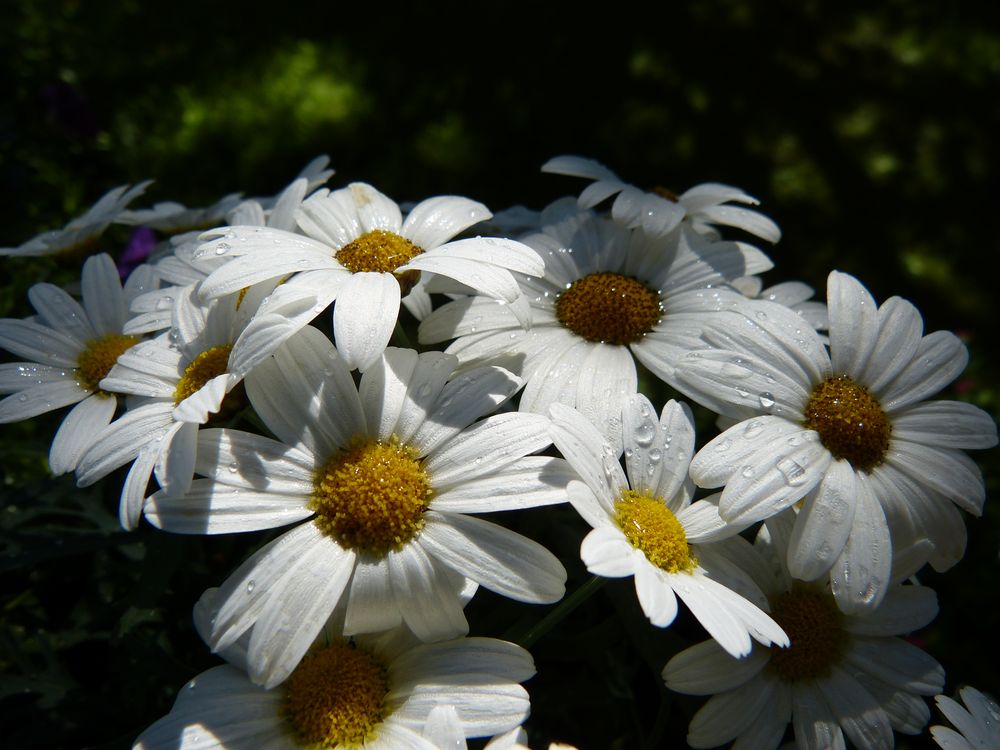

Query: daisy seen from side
(549, 392), (787, 658)
(663, 511), (945, 750)
(1, 181), (150, 258)
(541, 154), (781, 242)
(143, 328), (569, 687)
(677, 270), (997, 612)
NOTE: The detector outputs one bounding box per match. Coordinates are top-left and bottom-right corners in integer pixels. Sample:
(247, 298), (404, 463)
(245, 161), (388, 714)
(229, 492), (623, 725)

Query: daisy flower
(549, 393), (787, 658)
(74, 280), (282, 528)
(134, 624), (535, 750)
(193, 181), (543, 371)
(143, 329), (568, 687)
(0, 253), (154, 473)
(678, 271), (997, 611)
(1, 181), (150, 258)
(541, 154), (781, 242)
(932, 686), (1000, 750)
(663, 511), (945, 750)
(419, 198), (772, 448)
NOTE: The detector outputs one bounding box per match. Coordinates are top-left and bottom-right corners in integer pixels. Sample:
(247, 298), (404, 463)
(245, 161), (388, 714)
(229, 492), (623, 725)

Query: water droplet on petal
(776, 456), (807, 485)
(759, 392), (775, 409)
(246, 580), (255, 593)
(743, 420), (764, 438)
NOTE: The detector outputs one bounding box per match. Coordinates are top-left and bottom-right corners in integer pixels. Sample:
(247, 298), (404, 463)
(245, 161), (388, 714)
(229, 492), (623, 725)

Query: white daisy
(0, 253), (154, 473)
(663, 511), (945, 750)
(678, 271), (997, 612)
(1, 181), (150, 257)
(74, 280), (281, 528)
(549, 393), (787, 658)
(419, 197), (772, 448)
(134, 625), (535, 750)
(932, 686), (1000, 750)
(193, 181), (543, 371)
(541, 154), (781, 242)
(142, 329), (568, 687)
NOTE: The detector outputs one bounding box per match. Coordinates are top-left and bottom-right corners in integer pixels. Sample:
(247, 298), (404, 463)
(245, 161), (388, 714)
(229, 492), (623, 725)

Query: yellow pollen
(614, 489), (696, 573)
(76, 334), (140, 393)
(767, 586), (846, 681)
(803, 375), (891, 472)
(335, 228), (421, 279)
(311, 438), (430, 557)
(555, 272), (662, 345)
(283, 641), (389, 747)
(173, 345), (232, 404)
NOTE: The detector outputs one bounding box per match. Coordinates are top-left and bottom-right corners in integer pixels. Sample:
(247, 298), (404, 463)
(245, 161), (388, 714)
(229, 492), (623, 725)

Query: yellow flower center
(335, 229), (424, 295)
(555, 272), (662, 345)
(283, 641), (389, 747)
(311, 438), (431, 557)
(76, 334), (140, 393)
(802, 375), (891, 472)
(614, 489), (696, 573)
(173, 345), (232, 405)
(767, 586), (846, 681)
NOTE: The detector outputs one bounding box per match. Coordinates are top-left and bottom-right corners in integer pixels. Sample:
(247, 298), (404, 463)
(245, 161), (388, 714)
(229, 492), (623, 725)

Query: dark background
(1, 1), (998, 748)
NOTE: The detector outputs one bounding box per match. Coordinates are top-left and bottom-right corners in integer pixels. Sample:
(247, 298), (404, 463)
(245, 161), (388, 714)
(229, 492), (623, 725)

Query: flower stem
(514, 576), (607, 649)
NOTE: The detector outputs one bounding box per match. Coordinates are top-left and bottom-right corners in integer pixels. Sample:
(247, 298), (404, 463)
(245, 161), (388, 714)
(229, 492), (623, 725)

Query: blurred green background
(1, 1), (998, 748)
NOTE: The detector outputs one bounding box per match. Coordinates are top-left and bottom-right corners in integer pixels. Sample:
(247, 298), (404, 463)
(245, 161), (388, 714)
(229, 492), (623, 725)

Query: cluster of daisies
(1, 153), (996, 750)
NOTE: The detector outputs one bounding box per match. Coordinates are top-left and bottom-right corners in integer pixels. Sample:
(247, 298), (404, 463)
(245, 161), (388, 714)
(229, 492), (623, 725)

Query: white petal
(119, 444), (159, 530)
(409, 366), (522, 456)
(878, 330), (968, 410)
(634, 564), (679, 627)
(393, 351), (460, 445)
(662, 639), (769, 695)
(48, 393), (116, 474)
(360, 347), (418, 441)
(830, 477), (891, 614)
(424, 412), (552, 486)
(0, 378), (87, 422)
(821, 666), (893, 750)
(887, 441), (986, 515)
(28, 282), (95, 342)
(154, 421), (195, 497)
(689, 416), (801, 488)
(173, 372), (229, 423)
(0, 318), (81, 366)
(828, 271), (879, 378)
(580, 526), (639, 578)
(718, 433), (831, 526)
(427, 236), (544, 277)
(343, 555), (401, 635)
(145, 479), (312, 533)
(81, 253), (127, 333)
(787, 460), (857, 581)
(347, 182), (402, 233)
(548, 402), (627, 508)
(403, 254), (521, 303)
(195, 428), (314, 492)
(419, 512), (566, 603)
(892, 400), (998, 450)
(402, 196), (491, 250)
(541, 154), (619, 181)
(793, 681), (846, 750)
(387, 542), (469, 642)
(858, 295), (923, 392)
(74, 402), (173, 485)
(843, 636), (944, 694)
(333, 271), (401, 371)
(429, 456), (573, 513)
(687, 673), (776, 747)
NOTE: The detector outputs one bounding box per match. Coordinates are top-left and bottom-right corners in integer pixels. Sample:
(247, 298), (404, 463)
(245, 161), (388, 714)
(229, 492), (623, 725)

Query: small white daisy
(194, 181), (543, 371)
(142, 330), (568, 687)
(1, 182), (150, 257)
(678, 271), (997, 611)
(134, 625), (535, 750)
(663, 511), (945, 750)
(549, 393), (787, 658)
(420, 198), (772, 448)
(74, 280), (281, 528)
(541, 154), (781, 242)
(932, 686), (1000, 750)
(0, 253), (154, 473)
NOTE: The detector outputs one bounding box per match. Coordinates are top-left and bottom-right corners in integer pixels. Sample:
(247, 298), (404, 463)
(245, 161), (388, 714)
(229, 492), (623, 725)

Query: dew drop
(214, 243), (230, 255)
(634, 420), (656, 447)
(758, 392), (775, 409)
(743, 419), (764, 438)
(17, 393), (28, 402)
(228, 462), (238, 473)
(740, 465), (755, 478)
(776, 456), (807, 485)
(246, 580), (255, 593)
(714, 437), (732, 452)
(648, 448), (662, 463)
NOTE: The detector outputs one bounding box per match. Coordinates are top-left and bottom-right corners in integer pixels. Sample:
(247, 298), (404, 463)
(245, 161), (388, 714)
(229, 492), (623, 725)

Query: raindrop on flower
(759, 392), (775, 409)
